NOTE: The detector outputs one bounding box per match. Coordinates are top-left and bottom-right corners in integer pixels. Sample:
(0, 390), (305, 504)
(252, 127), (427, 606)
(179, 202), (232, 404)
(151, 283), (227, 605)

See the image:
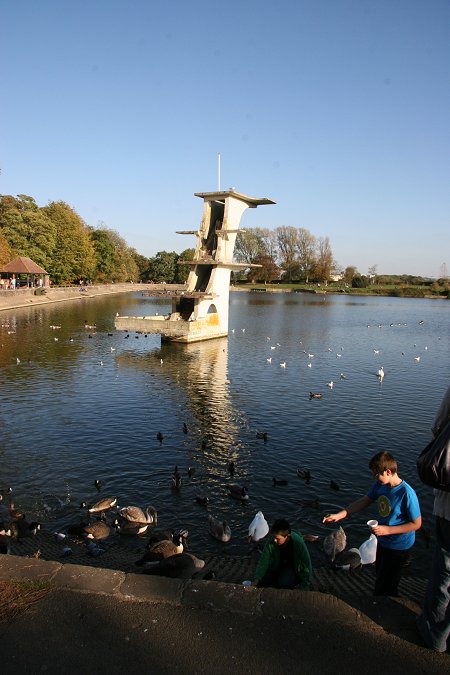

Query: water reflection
(0, 291), (449, 570)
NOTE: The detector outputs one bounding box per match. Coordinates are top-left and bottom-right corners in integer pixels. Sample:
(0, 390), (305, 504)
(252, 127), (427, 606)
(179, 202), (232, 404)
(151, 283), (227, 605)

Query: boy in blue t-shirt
(323, 451), (422, 596)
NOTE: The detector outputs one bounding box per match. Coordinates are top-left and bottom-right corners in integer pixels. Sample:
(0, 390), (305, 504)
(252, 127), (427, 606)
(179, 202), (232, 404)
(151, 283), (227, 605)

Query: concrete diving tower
(115, 189), (275, 342)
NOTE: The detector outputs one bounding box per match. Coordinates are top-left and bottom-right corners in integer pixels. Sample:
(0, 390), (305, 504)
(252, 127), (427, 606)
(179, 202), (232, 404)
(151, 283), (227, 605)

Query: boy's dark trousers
(374, 544), (412, 596)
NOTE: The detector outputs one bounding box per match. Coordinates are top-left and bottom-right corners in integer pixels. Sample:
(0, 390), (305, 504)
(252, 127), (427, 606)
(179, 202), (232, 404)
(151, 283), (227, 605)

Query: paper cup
(367, 519), (378, 529)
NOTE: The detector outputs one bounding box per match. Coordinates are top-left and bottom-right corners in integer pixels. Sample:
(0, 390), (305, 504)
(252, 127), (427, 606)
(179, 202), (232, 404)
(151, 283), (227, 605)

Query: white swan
(247, 511), (269, 542)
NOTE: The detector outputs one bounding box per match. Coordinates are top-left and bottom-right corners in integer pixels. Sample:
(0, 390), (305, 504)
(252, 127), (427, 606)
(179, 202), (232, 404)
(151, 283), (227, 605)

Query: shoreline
(0, 283), (181, 312)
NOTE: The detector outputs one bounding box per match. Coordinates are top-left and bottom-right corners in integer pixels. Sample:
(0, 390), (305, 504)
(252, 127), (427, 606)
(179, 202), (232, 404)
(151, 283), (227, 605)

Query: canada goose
(323, 526), (347, 562)
(171, 466), (182, 489)
(272, 478), (288, 486)
(195, 496), (209, 507)
(115, 518), (149, 536)
(227, 461), (236, 476)
(82, 519), (116, 540)
(256, 431), (268, 441)
(333, 547), (361, 571)
(88, 496), (117, 513)
(135, 530), (188, 565)
(309, 392), (322, 399)
(301, 497), (320, 509)
(140, 552), (205, 579)
(94, 479), (102, 491)
(118, 506), (158, 525)
(302, 534), (320, 543)
(247, 511), (269, 542)
(208, 515), (231, 543)
(226, 484), (249, 501)
(183, 422), (188, 434)
(157, 431), (164, 443)
(329, 480), (340, 491)
(297, 469), (311, 482)
(6, 488), (25, 520)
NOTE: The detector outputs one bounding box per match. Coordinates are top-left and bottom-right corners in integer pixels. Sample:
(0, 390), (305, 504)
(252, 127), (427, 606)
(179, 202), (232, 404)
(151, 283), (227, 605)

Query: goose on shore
(140, 552), (205, 579)
(333, 547), (361, 571)
(135, 530), (188, 565)
(82, 519), (116, 540)
(208, 515), (231, 542)
(323, 526), (347, 562)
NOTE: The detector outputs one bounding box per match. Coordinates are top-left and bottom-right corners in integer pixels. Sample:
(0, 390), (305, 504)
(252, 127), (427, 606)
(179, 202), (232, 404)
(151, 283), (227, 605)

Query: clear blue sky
(1, 0), (449, 277)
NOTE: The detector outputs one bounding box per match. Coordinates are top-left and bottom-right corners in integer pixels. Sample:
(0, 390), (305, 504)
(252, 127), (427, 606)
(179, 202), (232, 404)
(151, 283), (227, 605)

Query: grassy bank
(233, 281), (450, 299)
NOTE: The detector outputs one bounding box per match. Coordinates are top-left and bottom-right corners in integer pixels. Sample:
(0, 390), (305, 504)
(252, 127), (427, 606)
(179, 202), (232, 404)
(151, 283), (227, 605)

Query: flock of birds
(0, 457), (380, 579)
(255, 321), (429, 400)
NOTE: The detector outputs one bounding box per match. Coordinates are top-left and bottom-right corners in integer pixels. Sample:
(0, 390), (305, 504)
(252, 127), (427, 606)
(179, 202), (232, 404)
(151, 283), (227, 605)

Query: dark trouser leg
(416, 516), (450, 652)
(374, 545), (411, 596)
(259, 566), (299, 589)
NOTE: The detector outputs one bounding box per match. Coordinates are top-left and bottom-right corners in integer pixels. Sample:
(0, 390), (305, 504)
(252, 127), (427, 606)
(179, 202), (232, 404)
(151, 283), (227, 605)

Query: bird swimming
(118, 506), (158, 525)
(272, 478), (288, 486)
(87, 497), (117, 514)
(208, 515), (231, 542)
(226, 484), (249, 501)
(309, 392), (322, 399)
(195, 496), (209, 507)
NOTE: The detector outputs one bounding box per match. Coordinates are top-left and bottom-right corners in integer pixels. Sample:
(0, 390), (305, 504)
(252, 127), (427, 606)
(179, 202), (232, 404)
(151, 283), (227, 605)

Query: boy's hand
(372, 525), (389, 536)
(322, 510), (346, 523)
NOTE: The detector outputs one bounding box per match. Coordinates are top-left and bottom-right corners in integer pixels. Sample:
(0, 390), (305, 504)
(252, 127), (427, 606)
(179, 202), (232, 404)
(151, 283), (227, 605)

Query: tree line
(0, 194), (194, 285)
(234, 226), (336, 283)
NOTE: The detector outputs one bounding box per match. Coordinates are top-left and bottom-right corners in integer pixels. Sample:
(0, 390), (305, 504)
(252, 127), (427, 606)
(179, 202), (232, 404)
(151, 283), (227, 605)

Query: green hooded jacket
(255, 530), (312, 590)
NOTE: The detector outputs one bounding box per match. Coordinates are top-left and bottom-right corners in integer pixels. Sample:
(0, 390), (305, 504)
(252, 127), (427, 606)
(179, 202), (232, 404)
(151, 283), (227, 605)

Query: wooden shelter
(0, 256), (50, 289)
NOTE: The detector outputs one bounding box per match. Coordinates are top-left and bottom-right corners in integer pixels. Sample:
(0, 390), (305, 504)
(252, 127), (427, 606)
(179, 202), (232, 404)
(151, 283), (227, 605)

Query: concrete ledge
(120, 573), (184, 604)
(183, 580), (261, 615)
(53, 563), (125, 594)
(260, 588), (374, 625)
(0, 556), (62, 583)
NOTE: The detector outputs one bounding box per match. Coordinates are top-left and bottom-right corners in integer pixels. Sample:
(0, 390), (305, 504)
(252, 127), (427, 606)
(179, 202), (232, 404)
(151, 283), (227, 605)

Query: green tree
(106, 229), (139, 282)
(0, 194), (56, 269)
(343, 266), (358, 285)
(43, 201), (96, 283)
(148, 251), (179, 283)
(91, 228), (118, 281)
(0, 232), (11, 266)
(176, 248), (195, 283)
(234, 228), (265, 264)
(132, 251), (151, 281)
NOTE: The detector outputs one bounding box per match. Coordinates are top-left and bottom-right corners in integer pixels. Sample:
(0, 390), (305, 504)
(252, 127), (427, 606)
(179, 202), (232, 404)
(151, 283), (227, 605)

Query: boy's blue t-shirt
(367, 479), (421, 550)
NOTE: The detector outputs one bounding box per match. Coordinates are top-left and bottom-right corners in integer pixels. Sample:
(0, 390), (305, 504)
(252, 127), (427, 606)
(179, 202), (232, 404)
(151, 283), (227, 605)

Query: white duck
(247, 511), (269, 542)
(359, 533), (377, 565)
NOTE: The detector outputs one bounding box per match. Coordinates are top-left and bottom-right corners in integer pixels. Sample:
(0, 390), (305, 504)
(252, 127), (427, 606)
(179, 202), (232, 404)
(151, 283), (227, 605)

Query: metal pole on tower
(217, 153), (221, 191)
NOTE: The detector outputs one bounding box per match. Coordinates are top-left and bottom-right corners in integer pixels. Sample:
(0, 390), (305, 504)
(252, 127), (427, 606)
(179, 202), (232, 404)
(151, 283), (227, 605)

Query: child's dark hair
(369, 451), (398, 475)
(271, 518), (291, 535)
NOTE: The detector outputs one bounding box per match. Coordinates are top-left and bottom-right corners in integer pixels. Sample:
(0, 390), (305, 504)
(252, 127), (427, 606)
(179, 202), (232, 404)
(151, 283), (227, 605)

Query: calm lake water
(0, 290), (449, 573)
